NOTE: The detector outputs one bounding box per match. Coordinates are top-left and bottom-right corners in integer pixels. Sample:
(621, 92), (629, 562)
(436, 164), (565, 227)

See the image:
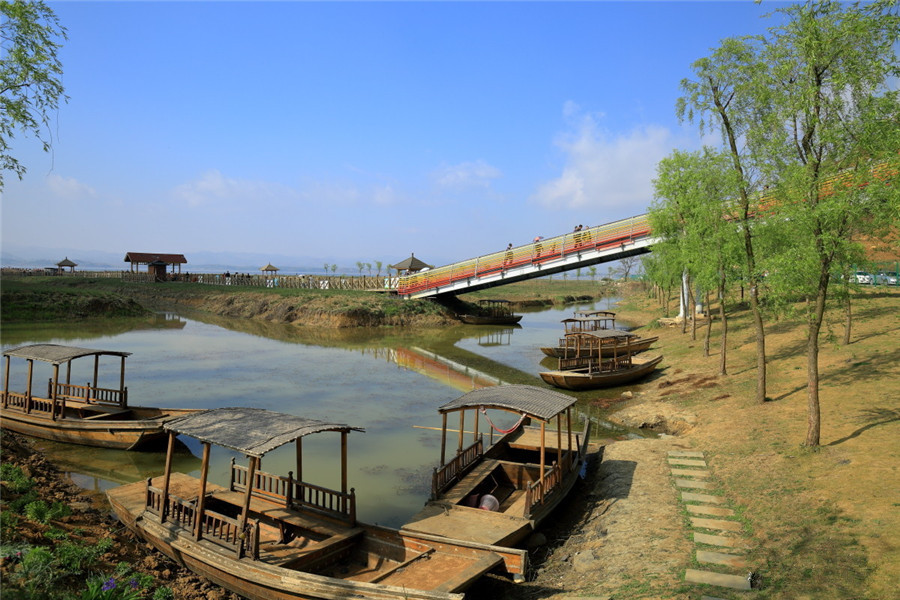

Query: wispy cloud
(532, 105), (674, 212)
(172, 170), (297, 209)
(431, 160), (502, 189)
(46, 174), (96, 200)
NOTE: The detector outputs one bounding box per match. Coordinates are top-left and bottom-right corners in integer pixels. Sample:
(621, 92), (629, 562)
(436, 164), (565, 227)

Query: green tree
(356, 261), (364, 276)
(678, 35), (772, 403)
(1, 0), (67, 188)
(750, 1), (900, 446)
(375, 260), (383, 276)
(651, 147), (742, 374)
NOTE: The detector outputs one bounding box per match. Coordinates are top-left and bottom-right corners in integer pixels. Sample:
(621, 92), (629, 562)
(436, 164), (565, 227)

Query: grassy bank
(0, 276), (612, 326)
(608, 283), (899, 599)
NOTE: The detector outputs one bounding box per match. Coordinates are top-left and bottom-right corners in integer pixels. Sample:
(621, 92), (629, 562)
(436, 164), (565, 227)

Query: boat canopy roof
(564, 330), (636, 339)
(574, 310), (615, 317)
(438, 384), (576, 420)
(164, 407), (364, 458)
(2, 344), (132, 365)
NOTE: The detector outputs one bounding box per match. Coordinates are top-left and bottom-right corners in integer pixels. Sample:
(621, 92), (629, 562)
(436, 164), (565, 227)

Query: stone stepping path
(668, 450), (754, 595)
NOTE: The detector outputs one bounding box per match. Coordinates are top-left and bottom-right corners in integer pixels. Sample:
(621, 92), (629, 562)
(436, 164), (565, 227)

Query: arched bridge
(397, 214), (658, 299)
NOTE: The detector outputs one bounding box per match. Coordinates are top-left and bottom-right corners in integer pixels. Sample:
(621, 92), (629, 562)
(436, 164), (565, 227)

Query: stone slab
(691, 517), (743, 532)
(696, 550), (749, 568)
(668, 458), (707, 467)
(671, 468), (710, 478)
(668, 450), (705, 458)
(675, 478), (712, 490)
(687, 504), (735, 517)
(685, 569), (751, 590)
(694, 532), (749, 549)
(682, 491), (724, 504)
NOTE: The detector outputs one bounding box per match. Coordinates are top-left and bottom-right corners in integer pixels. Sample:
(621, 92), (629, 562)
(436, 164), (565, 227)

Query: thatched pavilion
(56, 257), (77, 273)
(390, 253), (433, 275)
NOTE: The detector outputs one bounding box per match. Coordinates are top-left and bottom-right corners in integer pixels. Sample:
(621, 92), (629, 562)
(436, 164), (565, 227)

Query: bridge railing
(397, 214), (652, 296)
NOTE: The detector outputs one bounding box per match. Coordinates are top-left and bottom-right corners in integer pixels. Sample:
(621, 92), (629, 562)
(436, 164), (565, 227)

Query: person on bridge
(533, 236), (544, 257)
(504, 243), (513, 268)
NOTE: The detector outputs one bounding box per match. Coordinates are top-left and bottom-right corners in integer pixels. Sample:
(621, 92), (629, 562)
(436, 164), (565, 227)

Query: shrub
(0, 464), (34, 494)
(1, 511), (21, 540)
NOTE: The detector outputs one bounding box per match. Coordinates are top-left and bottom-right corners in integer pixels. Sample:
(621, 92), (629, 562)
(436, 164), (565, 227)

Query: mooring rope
(480, 407), (526, 434)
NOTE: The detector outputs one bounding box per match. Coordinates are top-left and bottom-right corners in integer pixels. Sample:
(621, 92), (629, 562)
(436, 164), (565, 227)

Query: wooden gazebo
(124, 253), (187, 275)
(260, 263), (279, 275)
(56, 257), (77, 273)
(390, 253), (434, 275)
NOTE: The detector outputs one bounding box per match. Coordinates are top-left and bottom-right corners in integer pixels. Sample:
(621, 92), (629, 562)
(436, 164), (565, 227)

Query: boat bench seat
(264, 527), (365, 569)
(210, 490), (347, 539)
(82, 409), (132, 420)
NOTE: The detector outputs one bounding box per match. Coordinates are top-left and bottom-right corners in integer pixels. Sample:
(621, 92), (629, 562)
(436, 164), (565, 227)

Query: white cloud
(46, 174), (96, 199)
(172, 170), (296, 209)
(432, 160), (502, 189)
(532, 107), (674, 212)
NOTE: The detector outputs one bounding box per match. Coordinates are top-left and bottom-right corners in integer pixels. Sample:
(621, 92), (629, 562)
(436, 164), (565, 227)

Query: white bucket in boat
(479, 494), (499, 511)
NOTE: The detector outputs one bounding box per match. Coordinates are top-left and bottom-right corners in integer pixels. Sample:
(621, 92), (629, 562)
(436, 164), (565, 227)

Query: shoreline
(2, 282), (897, 599)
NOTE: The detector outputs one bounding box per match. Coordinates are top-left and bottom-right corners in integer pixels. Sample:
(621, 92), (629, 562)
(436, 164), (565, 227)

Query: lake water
(1, 297), (640, 528)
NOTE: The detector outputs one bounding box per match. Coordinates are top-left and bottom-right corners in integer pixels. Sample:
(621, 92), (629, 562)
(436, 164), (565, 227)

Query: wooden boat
(107, 408), (527, 600)
(1, 344), (199, 450)
(401, 385), (591, 548)
(539, 332), (663, 391)
(458, 299), (523, 325)
(541, 329), (659, 358)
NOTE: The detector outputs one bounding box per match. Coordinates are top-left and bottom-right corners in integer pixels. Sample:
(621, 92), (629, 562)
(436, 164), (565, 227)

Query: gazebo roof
(261, 263), (279, 272)
(124, 252), (187, 265)
(3, 344), (132, 365)
(390, 254), (434, 272)
(438, 384), (576, 421)
(56, 257), (77, 267)
(163, 407), (364, 458)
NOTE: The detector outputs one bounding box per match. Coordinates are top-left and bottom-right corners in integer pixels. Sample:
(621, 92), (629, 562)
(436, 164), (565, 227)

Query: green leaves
(0, 0), (68, 187)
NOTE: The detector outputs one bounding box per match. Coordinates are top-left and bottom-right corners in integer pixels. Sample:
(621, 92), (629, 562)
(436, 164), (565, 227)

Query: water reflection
(1, 299), (646, 527)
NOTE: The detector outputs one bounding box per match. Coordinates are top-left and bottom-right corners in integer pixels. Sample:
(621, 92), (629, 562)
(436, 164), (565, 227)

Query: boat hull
(402, 420), (592, 548)
(540, 335), (658, 359)
(540, 355), (663, 390)
(107, 477), (526, 600)
(458, 314), (523, 325)
(0, 406), (199, 450)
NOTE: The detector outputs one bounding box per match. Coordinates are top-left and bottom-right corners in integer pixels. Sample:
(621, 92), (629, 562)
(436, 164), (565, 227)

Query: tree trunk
(842, 281), (852, 346)
(750, 283), (768, 404)
(704, 290), (712, 357)
(805, 275), (830, 447)
(688, 281), (697, 341)
(718, 278), (728, 376)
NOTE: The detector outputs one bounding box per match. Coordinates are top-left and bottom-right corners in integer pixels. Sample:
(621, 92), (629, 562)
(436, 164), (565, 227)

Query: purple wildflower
(101, 577), (116, 591)
(130, 578), (139, 589)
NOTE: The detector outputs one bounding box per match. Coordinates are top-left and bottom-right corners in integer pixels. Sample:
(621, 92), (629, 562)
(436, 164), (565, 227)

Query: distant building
(56, 257), (77, 273)
(389, 253), (434, 275)
(124, 253), (187, 279)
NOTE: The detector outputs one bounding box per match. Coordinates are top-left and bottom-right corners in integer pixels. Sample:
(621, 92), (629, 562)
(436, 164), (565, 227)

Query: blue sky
(2, 1), (789, 269)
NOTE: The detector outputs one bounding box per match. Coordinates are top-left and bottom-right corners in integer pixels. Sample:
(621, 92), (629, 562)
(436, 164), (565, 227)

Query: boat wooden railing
(51, 381), (127, 407)
(1, 390), (53, 415)
(432, 437), (484, 499)
(146, 480), (258, 558)
(230, 462), (356, 524)
(524, 451), (576, 516)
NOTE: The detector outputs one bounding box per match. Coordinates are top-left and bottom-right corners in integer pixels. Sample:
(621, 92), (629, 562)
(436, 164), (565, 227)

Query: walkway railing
(397, 214), (652, 297)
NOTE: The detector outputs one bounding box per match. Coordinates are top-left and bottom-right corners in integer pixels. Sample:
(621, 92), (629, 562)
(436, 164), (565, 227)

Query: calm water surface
(1, 299), (640, 527)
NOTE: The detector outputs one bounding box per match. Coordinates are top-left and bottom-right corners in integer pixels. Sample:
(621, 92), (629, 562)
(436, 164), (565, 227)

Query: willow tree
(651, 148), (742, 375)
(752, 0), (900, 447)
(0, 0), (67, 188)
(678, 37), (772, 404)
